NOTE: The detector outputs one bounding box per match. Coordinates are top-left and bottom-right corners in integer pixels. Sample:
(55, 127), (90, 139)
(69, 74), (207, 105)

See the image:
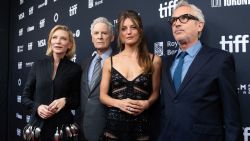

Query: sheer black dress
(102, 56), (153, 141)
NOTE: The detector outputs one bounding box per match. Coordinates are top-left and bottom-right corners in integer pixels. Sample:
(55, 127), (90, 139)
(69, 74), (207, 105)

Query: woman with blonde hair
(22, 25), (82, 141)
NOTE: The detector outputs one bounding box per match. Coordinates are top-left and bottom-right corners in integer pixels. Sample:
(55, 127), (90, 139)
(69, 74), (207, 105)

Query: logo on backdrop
(18, 78), (22, 86)
(18, 62), (22, 70)
(159, 0), (178, 18)
(29, 6), (34, 15)
(154, 42), (164, 56)
(26, 62), (34, 68)
(17, 45), (24, 53)
(54, 13), (59, 23)
(166, 41), (179, 55)
(18, 12), (25, 20)
(73, 29), (80, 38)
(26, 115), (31, 123)
(211, 0), (250, 7)
(38, 0), (48, 9)
(16, 113), (22, 120)
(71, 54), (77, 62)
(69, 4), (78, 16)
(27, 25), (35, 32)
(16, 128), (21, 136)
(220, 34), (249, 53)
(37, 39), (46, 47)
(238, 84), (250, 95)
(39, 18), (45, 28)
(19, 28), (23, 36)
(20, 0), (24, 5)
(28, 42), (33, 51)
(88, 0), (104, 9)
(244, 127), (250, 141)
(17, 95), (21, 103)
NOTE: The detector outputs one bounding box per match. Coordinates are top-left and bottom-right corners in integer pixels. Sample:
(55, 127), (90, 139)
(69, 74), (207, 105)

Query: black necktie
(173, 52), (187, 91)
(89, 57), (102, 90)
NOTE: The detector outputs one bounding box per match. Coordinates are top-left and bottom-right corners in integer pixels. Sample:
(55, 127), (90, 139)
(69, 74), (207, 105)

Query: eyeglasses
(168, 14), (199, 26)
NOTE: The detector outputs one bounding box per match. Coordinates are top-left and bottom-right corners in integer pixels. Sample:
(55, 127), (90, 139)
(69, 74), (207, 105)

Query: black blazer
(158, 46), (243, 141)
(22, 57), (82, 137)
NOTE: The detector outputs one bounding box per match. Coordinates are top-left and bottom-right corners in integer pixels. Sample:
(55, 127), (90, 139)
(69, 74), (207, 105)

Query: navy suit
(158, 46), (243, 141)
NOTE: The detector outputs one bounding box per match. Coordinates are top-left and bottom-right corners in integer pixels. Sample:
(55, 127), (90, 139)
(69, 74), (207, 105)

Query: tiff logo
(154, 42), (164, 56)
(69, 4), (78, 16)
(159, 0), (178, 18)
(211, 0), (222, 7)
(220, 34), (249, 53)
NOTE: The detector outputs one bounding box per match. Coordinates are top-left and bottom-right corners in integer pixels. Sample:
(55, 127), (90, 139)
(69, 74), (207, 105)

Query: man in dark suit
(76, 17), (114, 141)
(158, 1), (243, 141)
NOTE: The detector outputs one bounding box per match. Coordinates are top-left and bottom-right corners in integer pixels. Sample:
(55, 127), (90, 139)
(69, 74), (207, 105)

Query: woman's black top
(104, 56), (152, 138)
(22, 57), (82, 140)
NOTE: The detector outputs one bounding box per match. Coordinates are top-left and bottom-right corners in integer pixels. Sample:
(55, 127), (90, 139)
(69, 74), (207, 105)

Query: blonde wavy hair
(46, 25), (76, 59)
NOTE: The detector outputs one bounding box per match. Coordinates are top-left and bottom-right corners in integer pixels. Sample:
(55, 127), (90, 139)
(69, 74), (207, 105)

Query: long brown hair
(117, 10), (152, 73)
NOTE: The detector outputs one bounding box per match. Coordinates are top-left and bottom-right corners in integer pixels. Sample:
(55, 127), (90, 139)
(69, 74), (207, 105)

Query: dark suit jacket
(22, 57), (82, 139)
(77, 52), (113, 141)
(158, 46), (243, 141)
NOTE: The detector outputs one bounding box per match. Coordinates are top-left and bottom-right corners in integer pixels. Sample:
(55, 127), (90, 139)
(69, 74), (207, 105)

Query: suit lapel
(162, 54), (176, 99)
(177, 46), (212, 95)
(81, 56), (94, 97)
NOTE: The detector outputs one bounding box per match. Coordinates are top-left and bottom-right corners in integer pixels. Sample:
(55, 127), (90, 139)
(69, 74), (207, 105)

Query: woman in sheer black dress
(100, 10), (162, 141)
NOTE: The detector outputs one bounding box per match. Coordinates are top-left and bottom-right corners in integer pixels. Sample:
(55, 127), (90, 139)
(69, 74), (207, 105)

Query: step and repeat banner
(8, 0), (250, 140)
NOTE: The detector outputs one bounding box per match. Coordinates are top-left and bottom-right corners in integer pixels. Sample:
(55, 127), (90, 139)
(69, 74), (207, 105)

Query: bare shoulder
(103, 57), (112, 71)
(149, 53), (162, 65)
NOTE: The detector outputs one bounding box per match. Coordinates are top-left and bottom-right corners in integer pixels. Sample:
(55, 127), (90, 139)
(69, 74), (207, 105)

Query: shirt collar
(94, 47), (112, 61)
(176, 40), (202, 58)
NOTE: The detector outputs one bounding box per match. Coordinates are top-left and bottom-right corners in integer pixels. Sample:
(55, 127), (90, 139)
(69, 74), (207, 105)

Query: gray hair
(90, 17), (114, 35)
(174, 0), (205, 37)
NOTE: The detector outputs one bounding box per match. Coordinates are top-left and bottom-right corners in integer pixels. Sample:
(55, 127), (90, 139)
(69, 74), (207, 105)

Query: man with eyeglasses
(158, 1), (243, 141)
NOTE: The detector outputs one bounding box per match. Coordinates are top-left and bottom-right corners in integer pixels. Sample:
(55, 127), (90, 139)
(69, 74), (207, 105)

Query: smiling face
(50, 29), (72, 57)
(119, 18), (140, 47)
(91, 22), (114, 54)
(172, 6), (204, 49)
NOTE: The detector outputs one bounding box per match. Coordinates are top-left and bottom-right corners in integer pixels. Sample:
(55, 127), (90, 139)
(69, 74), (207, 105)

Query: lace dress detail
(103, 56), (152, 140)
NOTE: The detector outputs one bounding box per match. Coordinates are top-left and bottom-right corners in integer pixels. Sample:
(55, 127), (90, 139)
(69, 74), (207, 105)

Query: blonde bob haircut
(46, 25), (76, 59)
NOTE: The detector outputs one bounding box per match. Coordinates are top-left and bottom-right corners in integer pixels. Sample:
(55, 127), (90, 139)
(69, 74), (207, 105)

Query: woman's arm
(134, 55), (162, 115)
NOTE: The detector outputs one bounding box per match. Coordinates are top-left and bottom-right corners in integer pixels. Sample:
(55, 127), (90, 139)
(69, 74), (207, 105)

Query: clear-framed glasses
(168, 14), (199, 26)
